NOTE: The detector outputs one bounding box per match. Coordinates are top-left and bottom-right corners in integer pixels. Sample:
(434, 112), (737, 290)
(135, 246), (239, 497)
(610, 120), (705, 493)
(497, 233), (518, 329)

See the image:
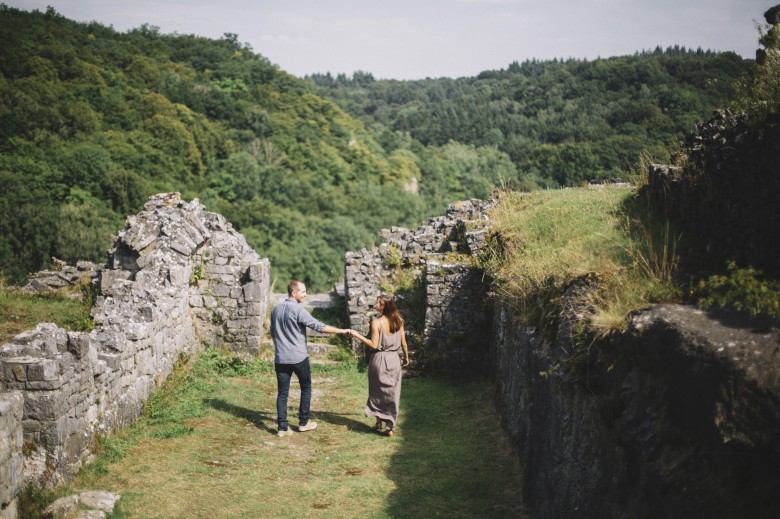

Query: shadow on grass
(205, 398), (276, 434)
(206, 398), (375, 436)
(313, 411), (377, 435)
(383, 377), (529, 518)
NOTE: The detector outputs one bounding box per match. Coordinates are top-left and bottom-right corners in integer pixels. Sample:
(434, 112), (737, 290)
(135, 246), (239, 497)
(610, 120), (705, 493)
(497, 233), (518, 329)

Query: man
(269, 280), (348, 437)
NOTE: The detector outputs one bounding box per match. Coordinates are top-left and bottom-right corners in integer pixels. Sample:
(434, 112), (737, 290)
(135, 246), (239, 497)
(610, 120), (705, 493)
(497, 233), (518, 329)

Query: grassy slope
(484, 185), (680, 336)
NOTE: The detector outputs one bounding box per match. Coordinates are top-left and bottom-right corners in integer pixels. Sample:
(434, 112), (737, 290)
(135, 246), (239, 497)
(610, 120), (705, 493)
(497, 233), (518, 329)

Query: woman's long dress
(365, 327), (403, 431)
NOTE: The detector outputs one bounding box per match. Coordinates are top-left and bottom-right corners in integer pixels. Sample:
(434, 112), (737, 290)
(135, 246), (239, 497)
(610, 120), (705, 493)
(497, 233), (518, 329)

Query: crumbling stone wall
(644, 110), (780, 278)
(489, 299), (780, 519)
(423, 261), (491, 373)
(344, 199), (492, 371)
(0, 392), (22, 519)
(23, 261), (100, 294)
(0, 193), (270, 514)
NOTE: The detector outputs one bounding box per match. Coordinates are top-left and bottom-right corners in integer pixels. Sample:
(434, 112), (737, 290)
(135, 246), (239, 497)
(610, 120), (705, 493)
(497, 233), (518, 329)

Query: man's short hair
(288, 280), (303, 295)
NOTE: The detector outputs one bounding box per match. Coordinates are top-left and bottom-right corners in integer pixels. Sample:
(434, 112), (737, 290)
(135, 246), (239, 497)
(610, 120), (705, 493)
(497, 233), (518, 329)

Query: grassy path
(71, 350), (528, 518)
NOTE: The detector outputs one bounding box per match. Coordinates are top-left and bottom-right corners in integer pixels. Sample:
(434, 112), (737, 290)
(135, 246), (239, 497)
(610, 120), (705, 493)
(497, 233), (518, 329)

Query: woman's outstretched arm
(350, 319), (381, 350)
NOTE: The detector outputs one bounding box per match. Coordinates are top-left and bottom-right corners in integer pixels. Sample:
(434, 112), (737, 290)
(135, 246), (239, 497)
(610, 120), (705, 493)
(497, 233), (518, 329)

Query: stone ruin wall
(0, 193), (270, 517)
(346, 192), (780, 518)
(6, 190), (776, 519)
(24, 261), (100, 293)
(489, 296), (780, 519)
(344, 199), (492, 372)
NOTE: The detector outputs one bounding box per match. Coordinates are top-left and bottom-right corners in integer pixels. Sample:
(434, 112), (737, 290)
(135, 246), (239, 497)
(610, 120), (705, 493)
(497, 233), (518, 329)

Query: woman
(350, 295), (410, 436)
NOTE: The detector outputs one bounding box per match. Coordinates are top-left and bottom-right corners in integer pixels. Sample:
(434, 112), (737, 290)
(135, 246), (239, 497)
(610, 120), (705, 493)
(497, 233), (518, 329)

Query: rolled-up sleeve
(271, 299), (326, 364)
(297, 307), (325, 332)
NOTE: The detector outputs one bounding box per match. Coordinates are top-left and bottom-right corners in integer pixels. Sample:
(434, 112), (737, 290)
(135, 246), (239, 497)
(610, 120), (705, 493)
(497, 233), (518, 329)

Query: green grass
(0, 282), (93, 343)
(33, 348), (528, 519)
(483, 186), (681, 337)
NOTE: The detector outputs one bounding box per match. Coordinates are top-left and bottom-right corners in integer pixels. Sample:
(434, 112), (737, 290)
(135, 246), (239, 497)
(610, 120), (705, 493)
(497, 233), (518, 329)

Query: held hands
(346, 330), (375, 348)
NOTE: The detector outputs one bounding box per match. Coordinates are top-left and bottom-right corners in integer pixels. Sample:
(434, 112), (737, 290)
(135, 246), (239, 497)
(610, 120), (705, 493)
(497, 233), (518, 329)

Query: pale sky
(5, 0), (769, 80)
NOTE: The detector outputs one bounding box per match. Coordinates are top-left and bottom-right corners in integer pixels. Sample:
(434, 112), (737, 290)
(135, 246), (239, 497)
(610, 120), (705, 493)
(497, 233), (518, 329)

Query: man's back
(270, 298), (324, 364)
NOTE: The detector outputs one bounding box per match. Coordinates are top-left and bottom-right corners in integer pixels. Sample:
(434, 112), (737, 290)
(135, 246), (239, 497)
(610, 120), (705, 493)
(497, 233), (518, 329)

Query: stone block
(92, 330), (125, 353)
(0, 392), (23, 420)
(247, 322), (262, 336)
(97, 353), (121, 372)
(26, 379), (64, 390)
(125, 323), (150, 341)
(99, 269), (132, 295)
(93, 358), (106, 376)
(226, 319), (252, 332)
(119, 220), (161, 251)
(169, 237), (195, 257)
(9, 363), (27, 383)
(67, 332), (91, 359)
(205, 265), (232, 276)
(24, 391), (62, 421)
(120, 357), (134, 372)
(210, 283), (231, 298)
(182, 220), (205, 245)
(167, 265), (190, 286)
(242, 282), (263, 302)
(43, 494), (81, 518)
(26, 359), (58, 381)
(246, 263), (263, 281)
(12, 324), (67, 355)
(0, 456), (22, 507)
(244, 303), (265, 316)
(136, 350), (154, 376)
(80, 490), (121, 513)
(137, 305), (154, 321)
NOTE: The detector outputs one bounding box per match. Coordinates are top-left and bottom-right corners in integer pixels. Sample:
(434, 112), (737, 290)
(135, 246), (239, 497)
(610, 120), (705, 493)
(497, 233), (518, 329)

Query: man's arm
(321, 324), (349, 335)
(296, 306), (347, 335)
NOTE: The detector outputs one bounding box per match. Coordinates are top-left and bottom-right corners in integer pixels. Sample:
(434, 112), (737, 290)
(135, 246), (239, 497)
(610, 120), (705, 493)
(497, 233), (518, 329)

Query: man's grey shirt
(270, 297), (326, 364)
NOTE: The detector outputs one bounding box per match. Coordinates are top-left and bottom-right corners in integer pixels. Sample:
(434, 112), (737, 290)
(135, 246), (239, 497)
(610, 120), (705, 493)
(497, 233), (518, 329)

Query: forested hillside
(0, 6), (514, 289)
(308, 49), (751, 187)
(0, 5), (753, 290)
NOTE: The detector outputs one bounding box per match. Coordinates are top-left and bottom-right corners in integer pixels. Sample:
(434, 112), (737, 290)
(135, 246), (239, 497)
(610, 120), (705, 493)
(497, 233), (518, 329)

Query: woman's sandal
(384, 429), (394, 437)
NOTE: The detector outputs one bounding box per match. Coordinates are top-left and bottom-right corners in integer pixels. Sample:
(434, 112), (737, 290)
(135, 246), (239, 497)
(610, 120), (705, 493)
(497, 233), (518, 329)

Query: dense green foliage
(0, 5), (753, 291)
(0, 6), (502, 289)
(308, 49), (751, 188)
(694, 261), (780, 320)
(734, 22), (780, 125)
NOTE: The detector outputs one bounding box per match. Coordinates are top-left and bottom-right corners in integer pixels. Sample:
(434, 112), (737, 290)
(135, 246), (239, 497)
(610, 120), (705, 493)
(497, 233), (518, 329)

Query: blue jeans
(275, 358), (312, 431)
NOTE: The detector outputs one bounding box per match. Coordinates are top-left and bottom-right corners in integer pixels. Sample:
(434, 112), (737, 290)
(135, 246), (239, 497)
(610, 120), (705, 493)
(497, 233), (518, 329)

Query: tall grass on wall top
(482, 186), (681, 337)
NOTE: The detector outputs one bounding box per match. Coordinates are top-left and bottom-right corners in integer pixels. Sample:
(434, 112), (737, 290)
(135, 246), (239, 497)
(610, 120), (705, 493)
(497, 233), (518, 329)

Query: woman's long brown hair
(378, 295), (404, 333)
